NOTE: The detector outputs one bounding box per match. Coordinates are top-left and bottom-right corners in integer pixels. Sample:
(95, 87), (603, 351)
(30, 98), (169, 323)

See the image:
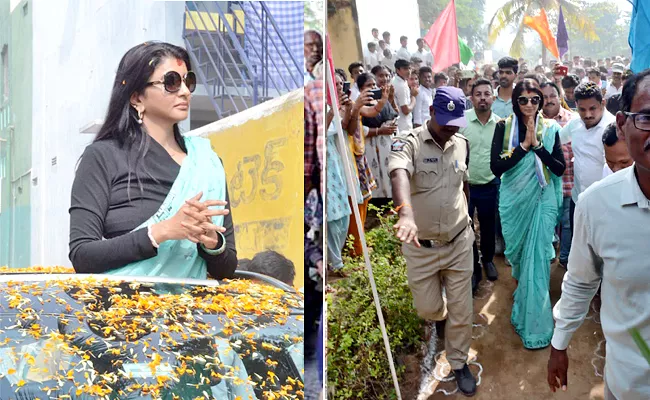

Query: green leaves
(630, 328), (650, 366)
(327, 204), (424, 399)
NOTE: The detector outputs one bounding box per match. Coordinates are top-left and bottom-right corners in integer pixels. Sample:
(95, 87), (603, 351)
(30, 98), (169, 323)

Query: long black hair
(94, 41), (191, 198)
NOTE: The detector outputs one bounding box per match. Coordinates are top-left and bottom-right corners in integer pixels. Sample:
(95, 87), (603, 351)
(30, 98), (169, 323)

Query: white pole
(325, 61), (402, 400)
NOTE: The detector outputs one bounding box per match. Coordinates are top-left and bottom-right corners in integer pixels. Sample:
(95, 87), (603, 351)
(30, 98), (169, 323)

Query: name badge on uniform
(391, 139), (407, 152)
(423, 157), (438, 164)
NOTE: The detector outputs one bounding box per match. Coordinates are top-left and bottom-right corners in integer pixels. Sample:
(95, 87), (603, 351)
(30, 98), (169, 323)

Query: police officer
(388, 86), (476, 396)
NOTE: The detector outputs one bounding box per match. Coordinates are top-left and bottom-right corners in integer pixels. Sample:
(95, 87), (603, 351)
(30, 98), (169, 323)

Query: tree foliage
(418, 0), (486, 51)
(564, 1), (631, 60)
(487, 0), (599, 58)
(305, 0), (324, 32)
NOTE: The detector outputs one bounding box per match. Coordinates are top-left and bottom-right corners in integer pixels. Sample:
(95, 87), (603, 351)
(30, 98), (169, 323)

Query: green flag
(458, 35), (474, 65)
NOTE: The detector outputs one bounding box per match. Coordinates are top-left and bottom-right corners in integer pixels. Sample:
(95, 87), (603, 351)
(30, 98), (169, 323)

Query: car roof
(0, 273), (304, 399)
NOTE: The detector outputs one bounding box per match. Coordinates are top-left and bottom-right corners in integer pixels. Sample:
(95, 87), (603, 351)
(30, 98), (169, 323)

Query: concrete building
(0, 0), (302, 268)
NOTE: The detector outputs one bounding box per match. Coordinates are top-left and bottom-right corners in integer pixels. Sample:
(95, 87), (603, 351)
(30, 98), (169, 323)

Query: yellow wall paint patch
(192, 90), (305, 286)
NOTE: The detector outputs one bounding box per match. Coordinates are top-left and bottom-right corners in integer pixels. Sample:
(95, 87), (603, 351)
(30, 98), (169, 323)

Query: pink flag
(325, 35), (337, 109)
(423, 0), (460, 72)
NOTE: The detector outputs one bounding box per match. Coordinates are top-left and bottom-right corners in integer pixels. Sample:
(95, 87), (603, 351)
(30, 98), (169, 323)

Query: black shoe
(453, 364), (477, 396)
(435, 319), (446, 341)
(471, 272), (481, 295)
(483, 261), (498, 281)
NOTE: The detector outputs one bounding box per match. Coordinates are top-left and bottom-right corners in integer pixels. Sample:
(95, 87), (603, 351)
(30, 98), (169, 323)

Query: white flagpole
(325, 59), (402, 400)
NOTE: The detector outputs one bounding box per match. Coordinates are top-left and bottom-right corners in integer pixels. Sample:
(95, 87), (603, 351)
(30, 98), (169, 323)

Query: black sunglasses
(146, 71), (196, 93)
(517, 96), (541, 106)
(623, 112), (650, 131)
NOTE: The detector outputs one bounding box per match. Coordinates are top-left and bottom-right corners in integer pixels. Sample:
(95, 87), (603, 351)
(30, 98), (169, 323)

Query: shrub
(327, 204), (423, 399)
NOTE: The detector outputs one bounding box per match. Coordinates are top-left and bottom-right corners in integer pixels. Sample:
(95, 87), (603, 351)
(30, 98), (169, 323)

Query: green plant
(630, 328), (650, 366)
(327, 205), (423, 399)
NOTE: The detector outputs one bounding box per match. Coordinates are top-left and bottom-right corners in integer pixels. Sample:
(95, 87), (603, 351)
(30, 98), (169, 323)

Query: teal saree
(106, 136), (226, 279)
(499, 113), (563, 349)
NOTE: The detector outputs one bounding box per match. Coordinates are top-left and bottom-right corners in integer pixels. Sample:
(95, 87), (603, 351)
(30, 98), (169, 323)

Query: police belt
(420, 225), (468, 248)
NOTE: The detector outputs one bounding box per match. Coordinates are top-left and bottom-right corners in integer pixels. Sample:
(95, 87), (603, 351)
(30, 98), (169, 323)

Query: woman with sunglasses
(69, 42), (237, 280)
(490, 78), (566, 349)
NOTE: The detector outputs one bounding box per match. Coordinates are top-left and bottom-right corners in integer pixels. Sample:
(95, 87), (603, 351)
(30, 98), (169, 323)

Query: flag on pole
(458, 35), (474, 65)
(523, 8), (560, 59)
(629, 0), (650, 73)
(556, 6), (569, 58)
(423, 0), (460, 72)
(325, 36), (338, 109)
(324, 36), (404, 400)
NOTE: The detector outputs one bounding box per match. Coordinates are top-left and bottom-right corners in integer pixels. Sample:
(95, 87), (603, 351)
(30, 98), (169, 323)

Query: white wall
(356, 0), (421, 54)
(30, 0), (187, 267)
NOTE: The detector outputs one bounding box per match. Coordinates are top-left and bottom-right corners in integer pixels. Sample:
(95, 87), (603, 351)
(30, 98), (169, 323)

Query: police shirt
(388, 123), (471, 242)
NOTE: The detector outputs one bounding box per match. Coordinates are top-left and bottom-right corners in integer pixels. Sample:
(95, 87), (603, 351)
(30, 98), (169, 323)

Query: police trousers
(402, 225), (474, 370)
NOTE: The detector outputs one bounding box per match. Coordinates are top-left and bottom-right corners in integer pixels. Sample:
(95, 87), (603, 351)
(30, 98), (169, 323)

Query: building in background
(0, 0), (303, 269)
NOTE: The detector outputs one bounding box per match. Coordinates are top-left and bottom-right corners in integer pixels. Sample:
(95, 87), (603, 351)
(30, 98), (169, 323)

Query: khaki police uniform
(388, 123), (474, 370)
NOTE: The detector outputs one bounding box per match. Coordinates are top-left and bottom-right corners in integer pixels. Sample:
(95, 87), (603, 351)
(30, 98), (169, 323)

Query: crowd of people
(324, 27), (648, 399)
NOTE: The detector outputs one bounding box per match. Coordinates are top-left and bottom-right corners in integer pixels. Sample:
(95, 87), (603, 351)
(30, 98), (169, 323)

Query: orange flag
(523, 9), (560, 59)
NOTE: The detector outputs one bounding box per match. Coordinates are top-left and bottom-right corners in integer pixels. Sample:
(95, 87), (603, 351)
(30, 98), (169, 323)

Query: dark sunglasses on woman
(147, 71), (197, 93)
(517, 96), (541, 106)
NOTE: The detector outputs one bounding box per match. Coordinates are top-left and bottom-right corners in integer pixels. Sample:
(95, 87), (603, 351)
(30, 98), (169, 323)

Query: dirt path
(404, 256), (606, 400)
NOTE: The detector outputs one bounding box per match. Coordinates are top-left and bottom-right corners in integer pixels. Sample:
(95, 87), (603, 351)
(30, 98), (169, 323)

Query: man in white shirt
(377, 40), (387, 65)
(382, 31), (392, 53)
(587, 68), (603, 90)
(601, 121), (633, 178)
(370, 28), (380, 44)
(413, 66), (434, 128)
(559, 81), (616, 229)
(548, 69), (650, 400)
(413, 38), (433, 67)
(396, 36), (411, 62)
(391, 59), (417, 132)
(364, 42), (380, 70)
(604, 63), (625, 99)
(348, 62), (365, 101)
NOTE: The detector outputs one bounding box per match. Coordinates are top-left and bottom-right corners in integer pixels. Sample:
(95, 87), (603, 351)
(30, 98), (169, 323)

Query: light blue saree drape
(106, 136), (226, 279)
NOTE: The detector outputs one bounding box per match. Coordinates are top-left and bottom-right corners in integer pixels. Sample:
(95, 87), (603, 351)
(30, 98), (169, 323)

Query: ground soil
(402, 256), (606, 400)
(329, 207), (607, 400)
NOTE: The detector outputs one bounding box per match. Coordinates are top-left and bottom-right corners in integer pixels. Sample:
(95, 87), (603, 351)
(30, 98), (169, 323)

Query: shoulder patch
(391, 138), (407, 152)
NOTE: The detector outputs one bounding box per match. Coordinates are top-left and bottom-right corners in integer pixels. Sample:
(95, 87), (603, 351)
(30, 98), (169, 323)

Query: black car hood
(0, 275), (304, 399)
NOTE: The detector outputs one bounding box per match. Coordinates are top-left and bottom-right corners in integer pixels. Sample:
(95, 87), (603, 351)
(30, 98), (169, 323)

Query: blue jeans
(559, 196), (572, 263)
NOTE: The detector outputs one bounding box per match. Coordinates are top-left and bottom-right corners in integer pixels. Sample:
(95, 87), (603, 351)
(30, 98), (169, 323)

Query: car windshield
(0, 274), (304, 399)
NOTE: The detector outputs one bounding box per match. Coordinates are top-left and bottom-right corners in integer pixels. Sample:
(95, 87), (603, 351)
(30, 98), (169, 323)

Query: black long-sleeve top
(490, 120), (566, 178)
(69, 137), (237, 279)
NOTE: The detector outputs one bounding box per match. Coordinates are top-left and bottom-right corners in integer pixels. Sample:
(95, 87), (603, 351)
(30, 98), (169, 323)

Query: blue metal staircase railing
(183, 1), (302, 119)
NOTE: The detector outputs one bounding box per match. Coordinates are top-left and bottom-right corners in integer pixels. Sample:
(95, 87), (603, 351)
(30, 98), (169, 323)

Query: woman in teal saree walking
(490, 79), (566, 349)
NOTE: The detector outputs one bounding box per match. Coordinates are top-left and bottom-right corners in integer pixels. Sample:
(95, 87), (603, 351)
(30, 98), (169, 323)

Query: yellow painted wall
(190, 90), (304, 286)
(327, 1), (363, 74)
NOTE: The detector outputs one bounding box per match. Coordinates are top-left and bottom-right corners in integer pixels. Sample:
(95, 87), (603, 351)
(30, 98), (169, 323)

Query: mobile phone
(556, 65), (568, 76)
(342, 82), (351, 96)
(370, 88), (383, 100)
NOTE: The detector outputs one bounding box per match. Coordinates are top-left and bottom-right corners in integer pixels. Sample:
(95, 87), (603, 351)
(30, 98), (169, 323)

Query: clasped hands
(152, 192), (229, 250)
(521, 117), (540, 151)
